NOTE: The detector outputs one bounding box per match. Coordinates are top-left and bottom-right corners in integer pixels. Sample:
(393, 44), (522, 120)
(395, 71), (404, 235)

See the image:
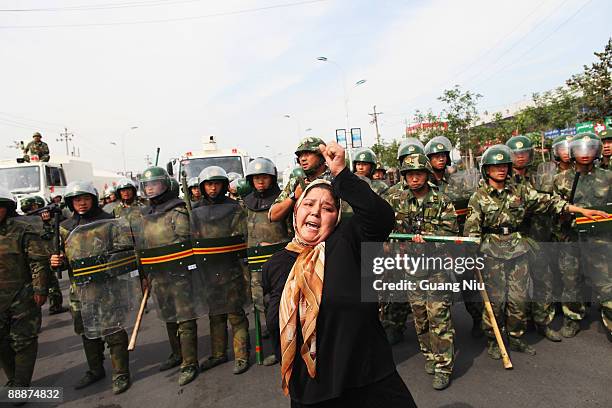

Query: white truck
(166, 135), (251, 182)
(0, 155), (120, 205)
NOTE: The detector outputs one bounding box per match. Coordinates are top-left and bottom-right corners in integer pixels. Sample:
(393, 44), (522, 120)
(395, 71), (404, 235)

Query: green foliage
(566, 37), (612, 121)
(371, 139), (401, 168)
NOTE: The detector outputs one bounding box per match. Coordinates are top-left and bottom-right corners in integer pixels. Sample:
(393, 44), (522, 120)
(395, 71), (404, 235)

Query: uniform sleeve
(41, 142), (50, 155)
(273, 177), (293, 205)
(463, 192), (482, 238)
(231, 206), (248, 238)
(24, 225), (51, 295)
(524, 184), (567, 216)
(437, 199), (459, 236)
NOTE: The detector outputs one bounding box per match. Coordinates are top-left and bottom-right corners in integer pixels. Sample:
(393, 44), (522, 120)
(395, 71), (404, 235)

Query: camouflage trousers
(559, 240), (611, 334)
(165, 320), (198, 368)
(69, 285), (129, 379)
(380, 302), (412, 334)
(407, 272), (455, 375)
(481, 255), (530, 339)
(47, 273), (64, 312)
(209, 309), (250, 361)
(250, 270), (264, 313)
(0, 285), (40, 387)
(527, 249), (556, 327)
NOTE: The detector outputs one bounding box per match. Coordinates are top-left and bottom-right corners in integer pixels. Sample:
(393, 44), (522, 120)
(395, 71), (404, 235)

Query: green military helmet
(480, 144), (514, 179)
(397, 137), (425, 163)
(33, 132), (42, 138)
(103, 186), (116, 199)
(64, 181), (99, 211)
(115, 177), (138, 193)
(0, 186), (17, 213)
(20, 195), (46, 213)
(246, 157), (277, 178)
(352, 148), (377, 175)
(425, 135), (452, 155)
(599, 130), (611, 140)
(187, 177), (200, 189)
(291, 166), (307, 180)
(231, 178), (253, 198)
(295, 137), (325, 157)
(139, 166), (171, 199)
(552, 134), (573, 162)
(399, 153), (433, 175)
(375, 161), (386, 172)
(505, 135), (534, 168)
(169, 177), (180, 198)
(569, 132), (602, 161)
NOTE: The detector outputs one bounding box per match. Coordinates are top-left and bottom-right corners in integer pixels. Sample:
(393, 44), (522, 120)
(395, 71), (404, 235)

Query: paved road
(2, 279), (610, 408)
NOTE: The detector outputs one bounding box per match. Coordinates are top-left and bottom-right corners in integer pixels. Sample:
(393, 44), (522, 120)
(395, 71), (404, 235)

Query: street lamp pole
(122, 126), (138, 175)
(316, 57), (367, 163)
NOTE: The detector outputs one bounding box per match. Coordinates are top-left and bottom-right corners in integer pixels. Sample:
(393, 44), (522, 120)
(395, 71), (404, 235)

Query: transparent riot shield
(132, 210), (207, 322)
(448, 168), (480, 230)
(65, 219), (142, 339)
(533, 161), (557, 193)
(190, 203), (250, 316)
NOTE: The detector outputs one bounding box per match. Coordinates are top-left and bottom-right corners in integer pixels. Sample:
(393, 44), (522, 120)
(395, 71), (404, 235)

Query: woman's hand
(34, 294), (47, 307)
(319, 141), (346, 177)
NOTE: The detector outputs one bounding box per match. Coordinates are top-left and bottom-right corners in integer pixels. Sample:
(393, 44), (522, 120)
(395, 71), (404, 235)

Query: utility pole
(57, 128), (73, 155)
(368, 105), (383, 145)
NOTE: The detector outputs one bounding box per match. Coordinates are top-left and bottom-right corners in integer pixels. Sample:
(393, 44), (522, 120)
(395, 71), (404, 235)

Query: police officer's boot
(560, 317), (580, 338)
(160, 322), (182, 371)
(229, 311), (251, 375)
(12, 340), (38, 388)
(178, 320), (198, 386)
(508, 336), (536, 356)
(432, 373), (451, 391)
(200, 315), (228, 372)
(74, 336), (106, 390)
(536, 324), (562, 342)
(107, 330), (131, 395)
(0, 343), (16, 384)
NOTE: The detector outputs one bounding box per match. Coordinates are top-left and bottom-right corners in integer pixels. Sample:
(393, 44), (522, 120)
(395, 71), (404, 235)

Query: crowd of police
(1, 129), (610, 405)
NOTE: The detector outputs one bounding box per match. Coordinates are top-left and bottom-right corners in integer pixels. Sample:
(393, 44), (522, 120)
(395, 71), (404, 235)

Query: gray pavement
(2, 278), (610, 408)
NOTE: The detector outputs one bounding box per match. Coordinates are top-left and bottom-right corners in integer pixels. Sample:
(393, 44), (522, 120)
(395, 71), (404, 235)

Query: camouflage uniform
(138, 194), (199, 382)
(40, 219), (65, 314)
(554, 166), (611, 335)
(0, 210), (50, 388)
(113, 200), (144, 220)
(382, 154), (459, 388)
(23, 140), (50, 162)
(465, 179), (568, 343)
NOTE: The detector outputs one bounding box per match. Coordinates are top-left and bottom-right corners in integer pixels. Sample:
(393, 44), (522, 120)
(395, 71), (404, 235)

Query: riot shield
(447, 168), (480, 230)
(533, 162), (557, 193)
(65, 219), (142, 339)
(190, 203), (250, 316)
(132, 210), (207, 322)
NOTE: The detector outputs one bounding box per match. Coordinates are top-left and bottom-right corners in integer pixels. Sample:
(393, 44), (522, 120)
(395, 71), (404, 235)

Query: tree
(438, 85), (482, 162)
(371, 139), (401, 169)
(566, 37), (612, 121)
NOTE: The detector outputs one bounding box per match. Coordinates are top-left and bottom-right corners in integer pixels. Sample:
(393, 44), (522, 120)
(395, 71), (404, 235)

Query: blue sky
(0, 0), (610, 174)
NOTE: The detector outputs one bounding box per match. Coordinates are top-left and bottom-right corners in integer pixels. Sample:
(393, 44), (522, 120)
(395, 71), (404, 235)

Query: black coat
(264, 167), (396, 404)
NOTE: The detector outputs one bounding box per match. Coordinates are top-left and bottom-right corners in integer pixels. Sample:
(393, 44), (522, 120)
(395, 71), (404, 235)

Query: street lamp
(316, 56), (367, 161)
(122, 126), (138, 175)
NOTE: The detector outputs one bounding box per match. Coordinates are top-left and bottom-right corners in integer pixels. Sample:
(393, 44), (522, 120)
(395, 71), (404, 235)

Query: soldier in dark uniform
(244, 157), (290, 366)
(50, 181), (131, 394)
(0, 187), (50, 396)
